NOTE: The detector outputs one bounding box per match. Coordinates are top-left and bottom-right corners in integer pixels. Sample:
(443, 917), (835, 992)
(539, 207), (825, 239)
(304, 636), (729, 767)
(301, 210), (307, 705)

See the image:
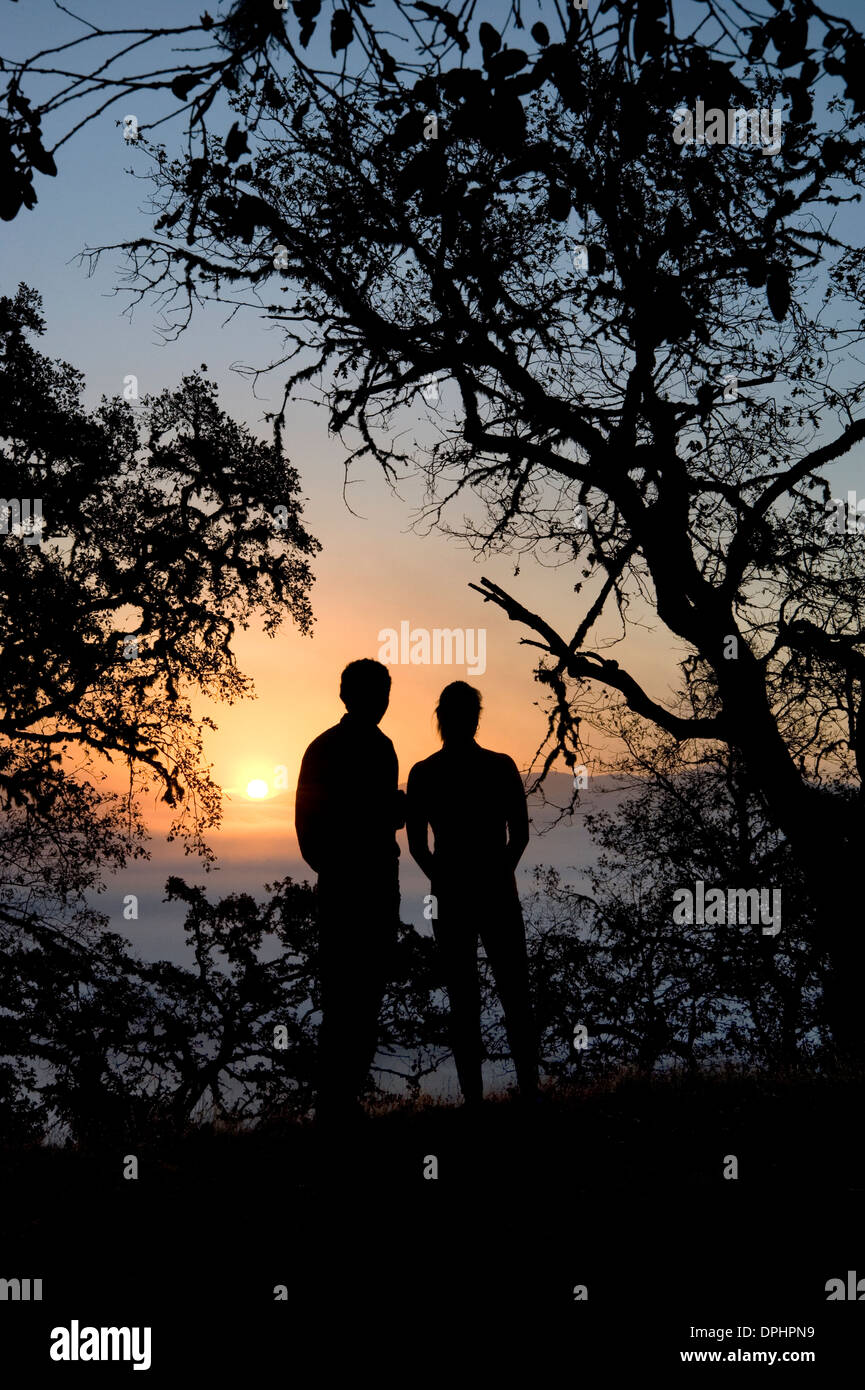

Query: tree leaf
(547, 184), (570, 221)
(224, 122), (249, 164)
(171, 73), (203, 101)
(479, 23), (501, 55)
(766, 264), (791, 322)
(291, 98), (310, 132)
(632, 0), (667, 63)
(27, 140), (57, 177)
(487, 49), (529, 80)
(746, 26), (770, 61)
(587, 244), (607, 276)
(296, 0), (323, 49)
(330, 9), (353, 56)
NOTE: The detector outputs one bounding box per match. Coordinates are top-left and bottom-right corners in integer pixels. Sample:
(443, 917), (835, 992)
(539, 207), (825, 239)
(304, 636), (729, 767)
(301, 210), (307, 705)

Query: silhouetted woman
(406, 682), (539, 1107)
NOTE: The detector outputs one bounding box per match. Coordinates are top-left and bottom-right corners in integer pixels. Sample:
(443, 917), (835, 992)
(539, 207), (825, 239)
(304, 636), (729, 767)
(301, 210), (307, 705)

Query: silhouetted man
(406, 682), (539, 1108)
(295, 659), (404, 1121)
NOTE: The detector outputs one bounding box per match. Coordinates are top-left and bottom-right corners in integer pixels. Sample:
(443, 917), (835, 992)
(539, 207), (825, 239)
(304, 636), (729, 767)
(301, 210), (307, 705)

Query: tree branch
(469, 576), (726, 742)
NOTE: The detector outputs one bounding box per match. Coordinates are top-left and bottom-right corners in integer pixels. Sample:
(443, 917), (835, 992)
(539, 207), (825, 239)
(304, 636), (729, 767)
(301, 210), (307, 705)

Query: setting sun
(246, 779), (269, 800)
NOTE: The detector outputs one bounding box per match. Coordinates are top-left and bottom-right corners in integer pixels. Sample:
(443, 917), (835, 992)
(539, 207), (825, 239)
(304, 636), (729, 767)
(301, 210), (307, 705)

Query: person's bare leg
(481, 910), (539, 1101)
(434, 916), (484, 1106)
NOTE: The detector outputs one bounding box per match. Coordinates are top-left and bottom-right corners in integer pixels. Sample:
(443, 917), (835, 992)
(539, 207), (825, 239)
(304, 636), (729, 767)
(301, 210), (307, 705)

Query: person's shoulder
(482, 747), (526, 791)
(407, 751), (442, 781)
(477, 745), (521, 774)
(302, 723), (343, 758)
(372, 725), (397, 752)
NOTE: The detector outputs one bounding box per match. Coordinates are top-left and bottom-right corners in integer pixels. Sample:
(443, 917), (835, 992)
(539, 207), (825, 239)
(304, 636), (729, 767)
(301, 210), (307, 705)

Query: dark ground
(2, 1073), (863, 1377)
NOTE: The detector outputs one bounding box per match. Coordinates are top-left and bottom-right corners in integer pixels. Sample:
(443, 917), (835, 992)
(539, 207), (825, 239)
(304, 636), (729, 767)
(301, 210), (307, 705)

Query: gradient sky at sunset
(1, 7), (667, 826)
(5, 0), (864, 958)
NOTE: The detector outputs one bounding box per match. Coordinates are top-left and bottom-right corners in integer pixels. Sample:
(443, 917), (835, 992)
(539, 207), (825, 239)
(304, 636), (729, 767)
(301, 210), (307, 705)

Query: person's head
(339, 659), (392, 724)
(435, 681), (482, 744)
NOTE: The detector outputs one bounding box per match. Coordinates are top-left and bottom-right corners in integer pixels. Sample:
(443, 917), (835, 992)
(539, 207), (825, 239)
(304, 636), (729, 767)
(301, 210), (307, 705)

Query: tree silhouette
(67, 1), (865, 1056)
(523, 744), (827, 1081)
(0, 872), (450, 1145)
(0, 0), (537, 221)
(0, 283), (319, 953)
(3, 3), (864, 218)
(0, 746), (831, 1149)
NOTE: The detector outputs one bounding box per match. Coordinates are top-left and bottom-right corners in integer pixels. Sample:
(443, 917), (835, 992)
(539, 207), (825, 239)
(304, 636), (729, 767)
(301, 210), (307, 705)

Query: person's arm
(294, 741), (326, 874)
(388, 741), (406, 830)
(504, 757), (530, 871)
(405, 765), (435, 880)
